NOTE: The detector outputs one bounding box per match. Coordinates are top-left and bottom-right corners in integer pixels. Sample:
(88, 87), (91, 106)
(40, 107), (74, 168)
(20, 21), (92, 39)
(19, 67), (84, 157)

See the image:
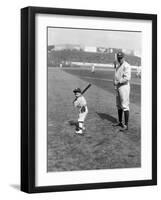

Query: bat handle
(113, 61), (117, 68)
(72, 98), (77, 104)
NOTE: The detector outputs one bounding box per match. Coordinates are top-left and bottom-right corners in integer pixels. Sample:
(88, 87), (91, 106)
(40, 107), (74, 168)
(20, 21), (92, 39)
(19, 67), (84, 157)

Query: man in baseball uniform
(73, 88), (88, 134)
(113, 52), (131, 131)
(91, 64), (95, 73)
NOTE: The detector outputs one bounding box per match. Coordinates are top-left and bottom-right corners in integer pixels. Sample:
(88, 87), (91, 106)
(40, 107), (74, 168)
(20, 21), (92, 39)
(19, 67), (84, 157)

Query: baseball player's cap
(117, 51), (124, 58)
(73, 88), (81, 93)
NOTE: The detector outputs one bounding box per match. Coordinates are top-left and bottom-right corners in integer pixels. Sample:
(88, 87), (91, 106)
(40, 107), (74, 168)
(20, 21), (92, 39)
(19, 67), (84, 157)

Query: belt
(117, 82), (129, 88)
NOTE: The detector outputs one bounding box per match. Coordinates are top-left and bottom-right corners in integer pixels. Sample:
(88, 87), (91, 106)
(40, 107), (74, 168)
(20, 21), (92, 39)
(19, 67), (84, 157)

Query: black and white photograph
(21, 7), (157, 193)
(47, 27), (142, 172)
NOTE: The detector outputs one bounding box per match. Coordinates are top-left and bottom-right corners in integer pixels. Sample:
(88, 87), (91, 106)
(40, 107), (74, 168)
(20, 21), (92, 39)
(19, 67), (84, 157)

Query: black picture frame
(21, 6), (157, 193)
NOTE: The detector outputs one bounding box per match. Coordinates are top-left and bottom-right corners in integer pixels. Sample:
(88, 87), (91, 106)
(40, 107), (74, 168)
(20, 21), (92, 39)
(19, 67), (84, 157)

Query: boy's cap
(73, 88), (81, 93)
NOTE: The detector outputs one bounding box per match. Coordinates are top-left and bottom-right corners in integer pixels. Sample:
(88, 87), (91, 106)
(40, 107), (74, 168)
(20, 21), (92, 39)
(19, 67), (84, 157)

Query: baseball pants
(116, 84), (130, 111)
(78, 107), (88, 122)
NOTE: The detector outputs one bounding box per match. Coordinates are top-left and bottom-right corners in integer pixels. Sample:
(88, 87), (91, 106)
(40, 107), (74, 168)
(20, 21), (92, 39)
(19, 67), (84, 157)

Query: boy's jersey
(115, 61), (131, 85)
(74, 96), (87, 110)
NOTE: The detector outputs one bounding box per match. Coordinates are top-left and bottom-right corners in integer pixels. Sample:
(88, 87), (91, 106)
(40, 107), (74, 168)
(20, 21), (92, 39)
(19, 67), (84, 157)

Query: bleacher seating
(48, 49), (141, 67)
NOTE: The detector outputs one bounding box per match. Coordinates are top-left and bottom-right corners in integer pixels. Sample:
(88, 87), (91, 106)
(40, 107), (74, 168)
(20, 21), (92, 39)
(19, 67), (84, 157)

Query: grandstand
(47, 46), (141, 68)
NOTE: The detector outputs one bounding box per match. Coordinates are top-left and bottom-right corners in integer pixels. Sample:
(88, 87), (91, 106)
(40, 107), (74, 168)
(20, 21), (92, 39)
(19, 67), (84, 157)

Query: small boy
(73, 88), (88, 134)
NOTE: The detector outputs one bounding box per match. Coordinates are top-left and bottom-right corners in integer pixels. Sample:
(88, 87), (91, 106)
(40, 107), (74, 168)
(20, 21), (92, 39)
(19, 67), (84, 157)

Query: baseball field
(47, 66), (141, 172)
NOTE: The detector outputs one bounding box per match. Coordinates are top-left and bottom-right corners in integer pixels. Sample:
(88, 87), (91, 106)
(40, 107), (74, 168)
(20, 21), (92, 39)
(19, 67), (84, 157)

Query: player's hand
(113, 80), (119, 86)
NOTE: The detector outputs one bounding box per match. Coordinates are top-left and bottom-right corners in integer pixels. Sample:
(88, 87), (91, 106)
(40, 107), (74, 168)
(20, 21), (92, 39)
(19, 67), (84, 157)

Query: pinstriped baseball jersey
(115, 61), (131, 86)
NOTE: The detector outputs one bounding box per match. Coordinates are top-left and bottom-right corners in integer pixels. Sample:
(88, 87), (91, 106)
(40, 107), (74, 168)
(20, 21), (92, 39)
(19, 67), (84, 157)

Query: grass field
(47, 67), (141, 172)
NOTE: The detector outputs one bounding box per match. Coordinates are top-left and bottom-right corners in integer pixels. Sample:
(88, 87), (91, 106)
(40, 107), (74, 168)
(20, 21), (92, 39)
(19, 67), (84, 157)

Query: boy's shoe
(75, 129), (83, 134)
(112, 122), (124, 128)
(119, 125), (128, 132)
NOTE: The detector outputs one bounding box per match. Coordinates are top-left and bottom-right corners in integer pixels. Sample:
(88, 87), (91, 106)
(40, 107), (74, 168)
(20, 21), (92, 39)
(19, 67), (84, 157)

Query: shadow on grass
(68, 120), (78, 128)
(96, 112), (117, 123)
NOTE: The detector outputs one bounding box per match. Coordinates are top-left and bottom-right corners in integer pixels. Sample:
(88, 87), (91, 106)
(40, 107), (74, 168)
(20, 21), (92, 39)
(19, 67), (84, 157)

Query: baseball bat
(114, 53), (117, 89)
(81, 83), (91, 94)
(114, 53), (117, 69)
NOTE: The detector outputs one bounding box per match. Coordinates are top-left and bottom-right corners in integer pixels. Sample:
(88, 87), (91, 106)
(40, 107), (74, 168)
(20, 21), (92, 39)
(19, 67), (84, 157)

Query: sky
(48, 27), (142, 56)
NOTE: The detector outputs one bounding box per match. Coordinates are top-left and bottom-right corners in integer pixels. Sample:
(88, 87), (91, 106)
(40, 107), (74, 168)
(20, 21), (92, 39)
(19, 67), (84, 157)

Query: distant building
(53, 44), (82, 51)
(52, 45), (65, 51)
(110, 48), (122, 54)
(84, 46), (97, 53)
(122, 49), (134, 55)
(97, 47), (108, 53)
(133, 50), (141, 57)
(48, 45), (55, 51)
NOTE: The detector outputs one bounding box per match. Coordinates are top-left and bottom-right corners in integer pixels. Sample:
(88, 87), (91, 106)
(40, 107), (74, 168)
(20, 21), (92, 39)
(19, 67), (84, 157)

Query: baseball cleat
(112, 122), (124, 128)
(119, 125), (128, 132)
(75, 130), (83, 134)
